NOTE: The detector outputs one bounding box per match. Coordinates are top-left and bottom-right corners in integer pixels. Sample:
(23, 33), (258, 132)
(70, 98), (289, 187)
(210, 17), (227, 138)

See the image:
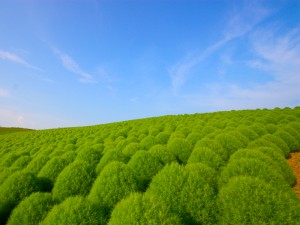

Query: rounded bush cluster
(155, 132), (171, 145)
(40, 196), (108, 225)
(0, 171), (47, 224)
(167, 138), (193, 164)
(194, 138), (228, 161)
(0, 167), (19, 185)
(127, 150), (164, 190)
(0, 153), (20, 167)
(52, 160), (95, 202)
(148, 163), (217, 224)
(218, 176), (300, 225)
(24, 154), (49, 175)
(88, 161), (139, 209)
(187, 147), (225, 171)
(7, 192), (56, 225)
(122, 142), (141, 158)
(148, 144), (177, 164)
(76, 147), (102, 167)
(214, 133), (244, 155)
(262, 134), (290, 157)
(237, 126), (259, 141)
(274, 131), (299, 152)
(10, 155), (32, 169)
(109, 192), (182, 225)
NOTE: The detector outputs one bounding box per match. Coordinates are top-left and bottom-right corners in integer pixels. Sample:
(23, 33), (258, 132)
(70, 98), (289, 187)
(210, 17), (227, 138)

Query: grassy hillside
(0, 107), (300, 225)
(0, 127), (33, 135)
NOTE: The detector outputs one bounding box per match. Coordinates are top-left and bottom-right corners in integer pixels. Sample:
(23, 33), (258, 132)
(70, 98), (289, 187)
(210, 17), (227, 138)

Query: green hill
(0, 107), (300, 225)
(0, 127), (33, 135)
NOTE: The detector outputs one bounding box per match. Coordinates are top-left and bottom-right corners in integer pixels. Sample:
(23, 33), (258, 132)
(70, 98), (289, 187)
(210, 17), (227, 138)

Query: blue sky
(0, 0), (300, 129)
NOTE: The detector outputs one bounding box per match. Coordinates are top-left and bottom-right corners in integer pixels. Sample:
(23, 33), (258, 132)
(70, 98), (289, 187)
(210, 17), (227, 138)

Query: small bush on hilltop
(38, 157), (69, 184)
(52, 160), (95, 202)
(187, 147), (225, 171)
(219, 158), (290, 191)
(274, 130), (299, 152)
(24, 154), (49, 175)
(218, 176), (300, 225)
(88, 161), (138, 209)
(167, 138), (193, 164)
(194, 138), (228, 161)
(40, 196), (108, 225)
(108, 192), (182, 225)
(148, 163), (217, 224)
(148, 144), (177, 164)
(0, 171), (48, 224)
(95, 148), (129, 174)
(7, 192), (56, 225)
(128, 150), (164, 191)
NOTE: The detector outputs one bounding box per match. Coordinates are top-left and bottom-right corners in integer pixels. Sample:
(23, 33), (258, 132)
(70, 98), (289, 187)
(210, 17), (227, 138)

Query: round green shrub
(0, 171), (47, 224)
(108, 192), (182, 225)
(122, 142), (141, 158)
(280, 126), (300, 144)
(247, 138), (284, 156)
(61, 151), (77, 163)
(140, 136), (157, 150)
(76, 147), (102, 167)
(227, 131), (249, 147)
(167, 138), (193, 164)
(219, 158), (290, 191)
(7, 192), (56, 225)
(0, 152), (20, 167)
(185, 163), (218, 191)
(256, 147), (296, 186)
(230, 148), (295, 186)
(38, 157), (69, 184)
(262, 134), (290, 157)
(185, 132), (205, 146)
(148, 163), (217, 224)
(128, 150), (164, 190)
(40, 196), (107, 225)
(10, 155), (32, 169)
(265, 124), (277, 134)
(237, 126), (259, 141)
(148, 144), (177, 164)
(52, 160), (95, 202)
(0, 167), (19, 185)
(249, 123), (268, 136)
(218, 176), (300, 225)
(289, 121), (300, 131)
(194, 138), (228, 161)
(24, 154), (49, 175)
(88, 161), (138, 209)
(155, 132), (171, 145)
(95, 148), (129, 174)
(214, 133), (244, 156)
(187, 147), (225, 171)
(274, 131), (299, 152)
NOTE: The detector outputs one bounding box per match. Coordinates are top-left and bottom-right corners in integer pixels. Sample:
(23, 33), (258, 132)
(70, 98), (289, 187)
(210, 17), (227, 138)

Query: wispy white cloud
(53, 48), (96, 83)
(168, 1), (271, 93)
(0, 88), (9, 97)
(0, 49), (41, 70)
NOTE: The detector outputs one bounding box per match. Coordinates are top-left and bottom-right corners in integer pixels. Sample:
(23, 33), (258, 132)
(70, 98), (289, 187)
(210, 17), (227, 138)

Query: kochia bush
(88, 161), (138, 209)
(108, 192), (182, 225)
(0, 171), (47, 224)
(52, 160), (95, 202)
(167, 138), (193, 164)
(10, 155), (32, 169)
(40, 196), (108, 225)
(274, 131), (299, 152)
(214, 133), (244, 156)
(218, 176), (300, 225)
(7, 192), (56, 225)
(148, 144), (177, 164)
(194, 138), (228, 161)
(76, 147), (102, 167)
(127, 150), (164, 190)
(24, 154), (49, 175)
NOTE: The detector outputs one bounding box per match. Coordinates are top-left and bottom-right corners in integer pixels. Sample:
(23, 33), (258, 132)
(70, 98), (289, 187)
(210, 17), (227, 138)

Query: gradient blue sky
(0, 0), (300, 129)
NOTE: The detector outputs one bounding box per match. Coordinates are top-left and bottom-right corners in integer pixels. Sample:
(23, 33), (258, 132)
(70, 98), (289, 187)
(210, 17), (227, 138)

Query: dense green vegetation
(0, 107), (300, 224)
(0, 127), (33, 135)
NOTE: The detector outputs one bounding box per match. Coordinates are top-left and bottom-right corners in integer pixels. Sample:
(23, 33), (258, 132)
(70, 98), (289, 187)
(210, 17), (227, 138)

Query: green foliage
(108, 192), (182, 225)
(38, 157), (69, 184)
(237, 126), (259, 141)
(95, 148), (129, 174)
(0, 152), (20, 167)
(0, 171), (47, 224)
(194, 137), (228, 161)
(52, 160), (95, 202)
(219, 158), (290, 191)
(61, 151), (77, 163)
(155, 132), (171, 144)
(167, 138), (193, 164)
(148, 163), (217, 224)
(0, 166), (19, 185)
(40, 196), (108, 225)
(218, 176), (300, 225)
(76, 147), (102, 167)
(122, 142), (141, 158)
(140, 135), (157, 150)
(10, 155), (32, 169)
(148, 144), (177, 164)
(215, 133), (244, 155)
(187, 147), (225, 171)
(7, 192), (56, 225)
(128, 150), (164, 190)
(88, 161), (138, 209)
(24, 154), (49, 175)
(262, 134), (290, 157)
(274, 130), (299, 152)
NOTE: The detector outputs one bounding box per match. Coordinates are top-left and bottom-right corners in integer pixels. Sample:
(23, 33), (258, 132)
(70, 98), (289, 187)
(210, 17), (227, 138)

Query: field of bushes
(0, 107), (300, 224)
